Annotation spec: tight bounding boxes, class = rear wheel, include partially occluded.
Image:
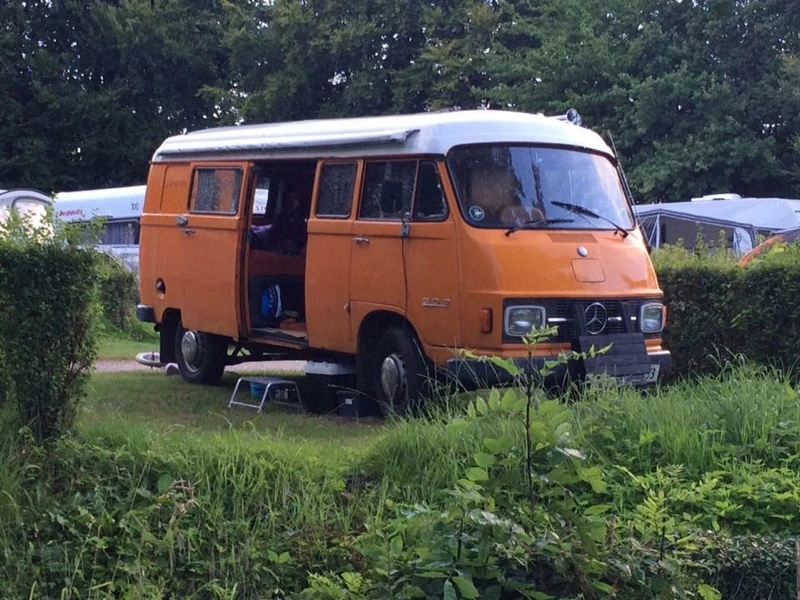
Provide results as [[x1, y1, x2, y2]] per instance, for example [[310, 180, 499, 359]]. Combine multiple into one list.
[[371, 327, 429, 416], [174, 320, 226, 385]]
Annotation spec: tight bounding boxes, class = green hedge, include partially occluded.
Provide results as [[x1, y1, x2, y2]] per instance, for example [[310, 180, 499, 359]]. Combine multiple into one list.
[[653, 243, 800, 378], [0, 227, 98, 442], [94, 252, 142, 336], [693, 534, 797, 600]]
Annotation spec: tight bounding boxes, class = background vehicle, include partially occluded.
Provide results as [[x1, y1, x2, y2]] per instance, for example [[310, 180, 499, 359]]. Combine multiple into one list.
[[53, 185, 145, 276], [0, 188, 53, 232]]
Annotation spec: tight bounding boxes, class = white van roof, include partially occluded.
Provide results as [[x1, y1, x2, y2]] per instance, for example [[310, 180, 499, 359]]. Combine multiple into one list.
[[152, 109, 614, 163], [53, 185, 145, 222]]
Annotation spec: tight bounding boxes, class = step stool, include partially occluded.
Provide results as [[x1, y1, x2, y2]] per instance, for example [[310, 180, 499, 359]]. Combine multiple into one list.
[[228, 376, 303, 413]]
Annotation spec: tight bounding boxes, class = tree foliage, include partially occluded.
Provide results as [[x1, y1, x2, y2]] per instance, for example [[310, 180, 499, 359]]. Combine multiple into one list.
[[0, 0, 798, 202]]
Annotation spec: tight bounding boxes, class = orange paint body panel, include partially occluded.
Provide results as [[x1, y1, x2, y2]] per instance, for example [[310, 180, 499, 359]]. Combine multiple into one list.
[[140, 162, 246, 339], [305, 217, 354, 352]]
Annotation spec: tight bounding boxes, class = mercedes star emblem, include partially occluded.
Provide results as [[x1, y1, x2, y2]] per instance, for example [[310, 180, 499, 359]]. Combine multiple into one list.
[[584, 302, 607, 335]]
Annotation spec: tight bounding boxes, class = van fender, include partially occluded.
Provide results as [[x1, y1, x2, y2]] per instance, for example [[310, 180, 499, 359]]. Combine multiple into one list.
[[355, 310, 432, 403]]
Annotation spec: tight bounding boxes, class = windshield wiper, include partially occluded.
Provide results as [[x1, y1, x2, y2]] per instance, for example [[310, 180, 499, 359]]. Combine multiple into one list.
[[550, 201, 630, 238], [505, 218, 575, 236]]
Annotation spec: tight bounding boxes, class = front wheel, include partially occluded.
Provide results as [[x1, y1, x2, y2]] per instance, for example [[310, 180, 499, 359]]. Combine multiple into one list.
[[174, 320, 226, 385], [371, 327, 430, 416]]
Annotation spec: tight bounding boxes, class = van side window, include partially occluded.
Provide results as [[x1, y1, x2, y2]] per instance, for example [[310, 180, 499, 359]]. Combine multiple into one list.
[[359, 160, 416, 220], [414, 161, 448, 221], [316, 163, 356, 218], [252, 175, 270, 216], [190, 168, 242, 214]]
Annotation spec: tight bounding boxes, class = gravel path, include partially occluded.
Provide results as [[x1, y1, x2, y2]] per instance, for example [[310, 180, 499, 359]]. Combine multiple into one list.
[[94, 359, 307, 375]]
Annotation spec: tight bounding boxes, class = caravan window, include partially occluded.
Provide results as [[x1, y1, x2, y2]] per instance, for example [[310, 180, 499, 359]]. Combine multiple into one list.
[[102, 220, 140, 245], [0, 196, 51, 230]]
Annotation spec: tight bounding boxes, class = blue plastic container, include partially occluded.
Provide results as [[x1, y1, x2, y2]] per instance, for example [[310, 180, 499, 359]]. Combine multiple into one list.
[[250, 382, 267, 398]]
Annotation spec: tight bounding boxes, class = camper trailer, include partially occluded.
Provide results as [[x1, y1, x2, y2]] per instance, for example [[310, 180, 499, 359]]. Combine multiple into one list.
[[635, 194, 800, 256], [0, 188, 52, 232], [53, 185, 145, 274]]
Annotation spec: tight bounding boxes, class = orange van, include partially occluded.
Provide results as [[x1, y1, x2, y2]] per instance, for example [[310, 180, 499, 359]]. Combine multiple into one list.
[[137, 109, 671, 413]]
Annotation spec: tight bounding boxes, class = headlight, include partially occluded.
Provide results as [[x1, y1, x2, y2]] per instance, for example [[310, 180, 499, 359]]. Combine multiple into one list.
[[640, 302, 665, 333], [504, 305, 546, 337]]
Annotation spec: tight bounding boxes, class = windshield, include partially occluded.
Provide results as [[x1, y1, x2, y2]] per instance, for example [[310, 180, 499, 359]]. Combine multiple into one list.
[[447, 144, 634, 231]]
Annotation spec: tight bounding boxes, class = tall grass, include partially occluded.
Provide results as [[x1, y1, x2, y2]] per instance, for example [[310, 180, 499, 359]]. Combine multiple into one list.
[[3, 367, 800, 597], [0, 402, 510, 598], [573, 362, 800, 475]]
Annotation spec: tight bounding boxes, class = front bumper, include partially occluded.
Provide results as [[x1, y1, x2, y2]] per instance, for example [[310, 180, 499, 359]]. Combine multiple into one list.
[[136, 304, 156, 323], [442, 334, 672, 391]]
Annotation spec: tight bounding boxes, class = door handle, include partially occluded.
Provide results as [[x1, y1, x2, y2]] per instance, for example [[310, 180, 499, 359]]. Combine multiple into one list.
[[181, 228, 196, 236], [353, 237, 370, 245]]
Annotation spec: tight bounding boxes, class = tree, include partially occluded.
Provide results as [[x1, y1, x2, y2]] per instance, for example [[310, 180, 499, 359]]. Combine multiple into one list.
[[0, 0, 239, 192]]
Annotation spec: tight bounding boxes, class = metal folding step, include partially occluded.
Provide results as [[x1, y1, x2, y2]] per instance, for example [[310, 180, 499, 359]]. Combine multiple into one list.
[[228, 376, 304, 413]]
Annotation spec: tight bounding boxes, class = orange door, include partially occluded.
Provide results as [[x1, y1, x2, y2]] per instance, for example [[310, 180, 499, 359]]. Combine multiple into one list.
[[348, 159, 461, 357], [305, 161, 359, 352], [168, 163, 248, 338], [403, 161, 462, 352], [349, 160, 415, 322]]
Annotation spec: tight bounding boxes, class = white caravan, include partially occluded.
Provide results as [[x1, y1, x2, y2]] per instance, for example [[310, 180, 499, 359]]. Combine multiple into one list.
[[0, 188, 53, 233], [53, 185, 145, 274]]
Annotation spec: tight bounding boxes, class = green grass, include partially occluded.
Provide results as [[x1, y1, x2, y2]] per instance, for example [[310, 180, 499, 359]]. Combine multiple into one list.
[[573, 363, 800, 476], [96, 336, 159, 360], [6, 364, 800, 598], [81, 371, 385, 451]]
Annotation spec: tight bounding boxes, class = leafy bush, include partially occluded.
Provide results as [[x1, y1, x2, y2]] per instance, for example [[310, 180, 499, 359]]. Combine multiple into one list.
[[733, 243, 800, 368], [0, 395, 703, 600], [651, 245, 739, 378], [692, 534, 797, 600], [95, 252, 139, 332], [0, 209, 99, 443], [653, 241, 800, 378]]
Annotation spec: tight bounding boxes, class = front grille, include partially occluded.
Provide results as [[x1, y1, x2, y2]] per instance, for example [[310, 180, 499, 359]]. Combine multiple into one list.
[[547, 232, 599, 244], [503, 298, 658, 343]]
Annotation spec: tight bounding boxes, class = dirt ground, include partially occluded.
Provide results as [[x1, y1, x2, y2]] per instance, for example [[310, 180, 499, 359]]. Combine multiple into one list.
[[94, 359, 307, 375]]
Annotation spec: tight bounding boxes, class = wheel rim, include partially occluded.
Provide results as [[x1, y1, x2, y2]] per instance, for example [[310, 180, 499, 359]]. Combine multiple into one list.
[[380, 353, 406, 404], [180, 329, 203, 372]]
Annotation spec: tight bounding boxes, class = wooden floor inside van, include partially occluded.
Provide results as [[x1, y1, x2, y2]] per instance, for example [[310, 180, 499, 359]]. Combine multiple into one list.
[[250, 325, 308, 348]]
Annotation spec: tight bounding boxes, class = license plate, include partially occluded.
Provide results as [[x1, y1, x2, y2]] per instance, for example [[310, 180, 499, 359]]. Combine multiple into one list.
[[642, 363, 660, 384], [585, 363, 660, 387]]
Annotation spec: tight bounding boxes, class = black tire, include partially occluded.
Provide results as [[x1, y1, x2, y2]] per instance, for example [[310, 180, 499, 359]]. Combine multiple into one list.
[[174, 320, 227, 385], [370, 327, 430, 416]]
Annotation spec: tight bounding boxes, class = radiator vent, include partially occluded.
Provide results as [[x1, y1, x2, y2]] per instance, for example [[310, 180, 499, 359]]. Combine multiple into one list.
[[547, 232, 598, 244]]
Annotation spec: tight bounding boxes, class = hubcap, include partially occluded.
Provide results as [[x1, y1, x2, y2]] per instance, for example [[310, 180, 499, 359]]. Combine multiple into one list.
[[181, 330, 200, 366], [380, 354, 405, 400]]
